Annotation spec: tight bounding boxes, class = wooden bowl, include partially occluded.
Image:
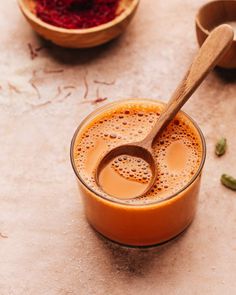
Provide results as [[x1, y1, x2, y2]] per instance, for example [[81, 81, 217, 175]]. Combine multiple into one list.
[[18, 0, 140, 48], [196, 0, 236, 69]]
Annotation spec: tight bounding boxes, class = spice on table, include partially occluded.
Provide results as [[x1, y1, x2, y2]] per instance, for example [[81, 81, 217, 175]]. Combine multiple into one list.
[[94, 79, 116, 85], [8, 83, 21, 94], [53, 86, 62, 100], [0, 232, 8, 239], [35, 46, 46, 52], [64, 85, 76, 90], [83, 73, 89, 99], [215, 137, 227, 156], [64, 92, 72, 99], [28, 43, 38, 60], [35, 0, 121, 30], [81, 97, 108, 104], [92, 97, 108, 104], [221, 174, 236, 191], [29, 79, 41, 99], [44, 69, 64, 74]]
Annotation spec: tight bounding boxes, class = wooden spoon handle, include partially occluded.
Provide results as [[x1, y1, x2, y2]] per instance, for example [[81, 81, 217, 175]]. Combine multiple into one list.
[[143, 24, 234, 148]]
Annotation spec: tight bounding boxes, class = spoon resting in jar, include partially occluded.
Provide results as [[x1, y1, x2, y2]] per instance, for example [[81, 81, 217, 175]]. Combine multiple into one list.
[[95, 24, 234, 200]]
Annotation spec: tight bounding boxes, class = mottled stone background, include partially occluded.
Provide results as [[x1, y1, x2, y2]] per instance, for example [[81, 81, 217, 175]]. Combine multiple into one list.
[[0, 0, 236, 294]]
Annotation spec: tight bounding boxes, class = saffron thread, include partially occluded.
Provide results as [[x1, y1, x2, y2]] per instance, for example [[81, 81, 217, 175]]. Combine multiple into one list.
[[64, 85, 76, 90], [0, 233, 8, 239], [94, 79, 116, 86], [29, 80, 41, 99], [53, 86, 62, 100], [92, 97, 108, 104], [28, 43, 38, 60], [44, 69, 64, 74], [8, 83, 21, 94], [83, 72, 89, 99]]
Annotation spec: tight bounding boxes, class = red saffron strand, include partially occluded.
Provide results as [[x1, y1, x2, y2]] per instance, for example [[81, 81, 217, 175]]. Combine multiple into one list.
[[35, 0, 121, 29]]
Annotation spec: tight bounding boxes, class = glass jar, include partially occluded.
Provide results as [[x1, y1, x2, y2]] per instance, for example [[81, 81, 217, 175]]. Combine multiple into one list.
[[70, 99, 206, 247]]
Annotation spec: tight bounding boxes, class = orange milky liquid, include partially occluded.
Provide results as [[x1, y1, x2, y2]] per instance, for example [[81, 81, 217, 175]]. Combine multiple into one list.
[[74, 103, 202, 203], [71, 100, 205, 246]]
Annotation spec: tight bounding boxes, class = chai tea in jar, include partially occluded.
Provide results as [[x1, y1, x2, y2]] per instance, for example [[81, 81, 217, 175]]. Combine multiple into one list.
[[71, 99, 206, 246]]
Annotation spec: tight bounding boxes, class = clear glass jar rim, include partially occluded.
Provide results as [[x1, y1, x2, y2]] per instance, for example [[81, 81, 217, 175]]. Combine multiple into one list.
[[70, 98, 206, 207]]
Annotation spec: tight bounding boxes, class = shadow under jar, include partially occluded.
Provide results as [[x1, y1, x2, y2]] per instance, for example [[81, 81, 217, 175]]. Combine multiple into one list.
[[71, 99, 206, 247]]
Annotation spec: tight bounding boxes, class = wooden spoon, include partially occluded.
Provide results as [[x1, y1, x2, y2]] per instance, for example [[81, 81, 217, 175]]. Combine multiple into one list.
[[96, 24, 234, 199]]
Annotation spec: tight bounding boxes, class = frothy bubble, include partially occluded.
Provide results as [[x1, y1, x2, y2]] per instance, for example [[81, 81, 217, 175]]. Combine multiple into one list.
[[111, 155, 152, 184]]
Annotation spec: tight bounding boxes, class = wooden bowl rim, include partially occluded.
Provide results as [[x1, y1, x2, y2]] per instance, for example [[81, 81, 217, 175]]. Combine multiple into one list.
[[195, 0, 236, 43], [18, 0, 140, 34]]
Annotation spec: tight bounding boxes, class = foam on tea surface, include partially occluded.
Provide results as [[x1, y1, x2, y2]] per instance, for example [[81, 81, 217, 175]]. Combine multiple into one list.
[[111, 155, 152, 184], [73, 102, 203, 204]]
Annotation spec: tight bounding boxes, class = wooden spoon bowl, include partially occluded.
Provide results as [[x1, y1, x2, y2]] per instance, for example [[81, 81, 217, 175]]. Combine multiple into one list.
[[196, 0, 236, 68], [18, 0, 139, 48], [96, 144, 157, 199]]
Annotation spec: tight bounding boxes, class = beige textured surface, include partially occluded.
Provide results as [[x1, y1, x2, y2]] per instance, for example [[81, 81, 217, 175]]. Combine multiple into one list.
[[0, 0, 236, 294]]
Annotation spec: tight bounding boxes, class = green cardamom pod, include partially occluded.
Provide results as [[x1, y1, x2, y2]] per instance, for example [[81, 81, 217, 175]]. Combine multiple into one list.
[[221, 174, 236, 191], [215, 138, 227, 156]]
